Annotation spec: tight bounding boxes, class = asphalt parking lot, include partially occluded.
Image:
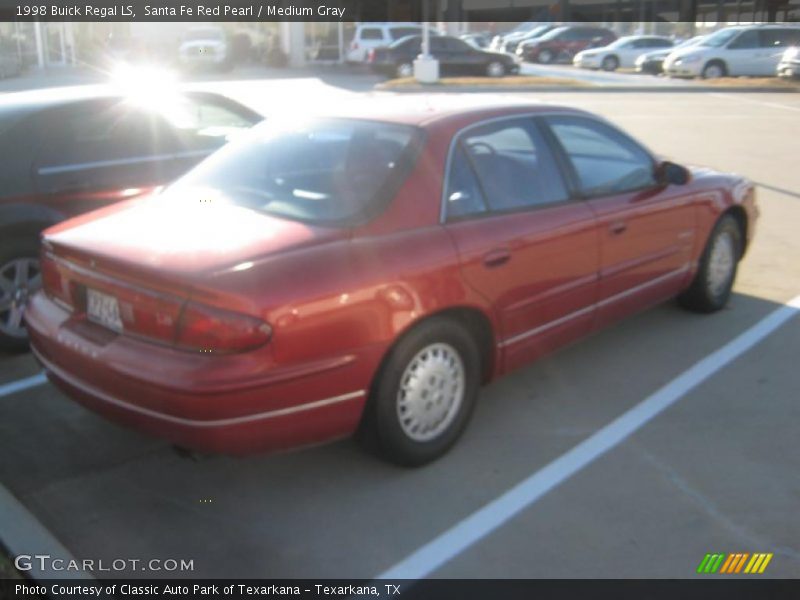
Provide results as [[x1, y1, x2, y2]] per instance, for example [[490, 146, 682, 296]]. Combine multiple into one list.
[[1, 84, 799, 579]]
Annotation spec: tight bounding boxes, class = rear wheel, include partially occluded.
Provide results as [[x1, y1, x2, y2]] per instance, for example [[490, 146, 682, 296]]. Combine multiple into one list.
[[0, 237, 42, 351], [678, 215, 741, 313], [359, 317, 481, 466]]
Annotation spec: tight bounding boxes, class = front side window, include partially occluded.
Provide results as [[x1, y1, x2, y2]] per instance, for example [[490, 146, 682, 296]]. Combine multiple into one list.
[[172, 118, 422, 225], [445, 119, 568, 219], [728, 30, 760, 50], [545, 116, 656, 196]]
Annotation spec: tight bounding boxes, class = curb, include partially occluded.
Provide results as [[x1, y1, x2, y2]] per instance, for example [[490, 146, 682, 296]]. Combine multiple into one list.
[[376, 84, 800, 94]]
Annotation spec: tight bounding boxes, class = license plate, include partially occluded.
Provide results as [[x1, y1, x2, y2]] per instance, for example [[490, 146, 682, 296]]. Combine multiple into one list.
[[86, 288, 123, 332]]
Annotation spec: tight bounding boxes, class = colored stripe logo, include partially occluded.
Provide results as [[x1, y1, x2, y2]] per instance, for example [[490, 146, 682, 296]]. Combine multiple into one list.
[[697, 553, 773, 574]]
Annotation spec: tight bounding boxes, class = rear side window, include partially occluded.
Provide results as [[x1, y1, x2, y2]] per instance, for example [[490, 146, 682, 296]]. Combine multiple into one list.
[[760, 29, 800, 48], [545, 116, 656, 196], [173, 118, 422, 225], [360, 28, 384, 41], [445, 118, 569, 219]]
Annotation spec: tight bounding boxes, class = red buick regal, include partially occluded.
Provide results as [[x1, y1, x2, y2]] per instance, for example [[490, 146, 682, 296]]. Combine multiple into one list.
[[25, 99, 757, 466]]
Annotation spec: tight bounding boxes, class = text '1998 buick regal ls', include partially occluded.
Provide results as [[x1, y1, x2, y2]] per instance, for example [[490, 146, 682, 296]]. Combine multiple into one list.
[[25, 99, 758, 466]]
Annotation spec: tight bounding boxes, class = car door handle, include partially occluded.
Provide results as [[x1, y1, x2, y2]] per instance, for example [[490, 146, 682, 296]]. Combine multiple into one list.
[[483, 248, 511, 268], [609, 221, 627, 235]]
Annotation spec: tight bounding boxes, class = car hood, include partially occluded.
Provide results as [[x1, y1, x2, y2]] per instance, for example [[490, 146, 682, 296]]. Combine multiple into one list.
[[43, 188, 347, 277], [667, 47, 708, 61]]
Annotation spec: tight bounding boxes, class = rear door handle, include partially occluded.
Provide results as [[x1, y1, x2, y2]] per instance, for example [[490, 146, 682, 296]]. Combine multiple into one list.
[[609, 221, 627, 235], [483, 248, 511, 268]]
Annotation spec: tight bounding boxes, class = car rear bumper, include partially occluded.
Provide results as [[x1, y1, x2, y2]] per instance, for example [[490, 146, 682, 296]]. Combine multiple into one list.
[[26, 292, 369, 455]]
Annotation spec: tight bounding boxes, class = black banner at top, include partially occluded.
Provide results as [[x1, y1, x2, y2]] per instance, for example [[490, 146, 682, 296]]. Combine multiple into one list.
[[1, 0, 798, 22]]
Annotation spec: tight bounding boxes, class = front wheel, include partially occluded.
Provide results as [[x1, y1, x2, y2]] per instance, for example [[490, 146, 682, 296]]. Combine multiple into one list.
[[486, 61, 506, 77], [360, 317, 481, 466], [396, 62, 413, 78], [601, 55, 619, 71], [702, 61, 726, 79], [537, 49, 553, 64], [678, 214, 741, 313]]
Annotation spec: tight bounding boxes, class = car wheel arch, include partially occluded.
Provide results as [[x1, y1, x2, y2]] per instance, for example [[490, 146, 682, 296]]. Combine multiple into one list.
[[703, 59, 728, 77]]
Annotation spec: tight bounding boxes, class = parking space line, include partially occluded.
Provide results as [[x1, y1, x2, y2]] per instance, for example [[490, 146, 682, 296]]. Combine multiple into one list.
[[0, 485, 94, 580], [707, 92, 800, 113], [0, 373, 47, 398], [378, 295, 800, 579]]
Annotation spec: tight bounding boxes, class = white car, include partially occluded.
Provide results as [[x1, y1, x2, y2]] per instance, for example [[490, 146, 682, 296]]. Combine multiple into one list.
[[574, 35, 673, 71], [178, 26, 230, 70], [346, 23, 438, 63], [664, 24, 800, 79], [777, 46, 800, 78]]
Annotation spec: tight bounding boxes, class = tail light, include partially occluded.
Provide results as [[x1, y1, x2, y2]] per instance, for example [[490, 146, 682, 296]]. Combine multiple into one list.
[[41, 252, 74, 310], [367, 48, 375, 63], [175, 302, 272, 354], [351, 40, 358, 50]]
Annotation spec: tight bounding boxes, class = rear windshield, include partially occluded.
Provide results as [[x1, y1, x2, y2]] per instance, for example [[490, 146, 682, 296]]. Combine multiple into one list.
[[171, 118, 423, 225]]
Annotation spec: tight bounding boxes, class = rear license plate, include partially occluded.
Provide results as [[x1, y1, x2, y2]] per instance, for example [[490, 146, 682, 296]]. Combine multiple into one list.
[[86, 288, 123, 332]]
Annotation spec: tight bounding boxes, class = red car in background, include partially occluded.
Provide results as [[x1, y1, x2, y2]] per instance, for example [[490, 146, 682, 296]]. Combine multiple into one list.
[[519, 25, 617, 63], [0, 85, 263, 350], [26, 99, 757, 466]]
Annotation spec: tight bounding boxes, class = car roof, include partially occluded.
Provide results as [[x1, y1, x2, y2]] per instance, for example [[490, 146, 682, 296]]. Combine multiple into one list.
[[295, 95, 588, 128]]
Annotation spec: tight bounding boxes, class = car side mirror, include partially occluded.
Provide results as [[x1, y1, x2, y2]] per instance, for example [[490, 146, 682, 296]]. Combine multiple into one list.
[[658, 161, 691, 186]]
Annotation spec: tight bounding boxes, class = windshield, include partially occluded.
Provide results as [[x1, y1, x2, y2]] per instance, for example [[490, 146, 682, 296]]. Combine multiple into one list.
[[677, 35, 705, 49], [699, 28, 741, 48], [524, 25, 551, 39], [538, 27, 569, 41], [606, 37, 634, 49], [170, 118, 422, 225], [184, 28, 224, 42]]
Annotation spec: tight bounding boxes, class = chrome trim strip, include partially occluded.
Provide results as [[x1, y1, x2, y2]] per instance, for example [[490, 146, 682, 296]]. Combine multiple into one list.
[[37, 150, 211, 176], [498, 266, 688, 348], [32, 345, 365, 428]]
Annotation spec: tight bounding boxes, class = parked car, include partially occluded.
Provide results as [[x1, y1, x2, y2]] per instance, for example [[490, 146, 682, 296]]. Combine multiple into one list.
[[0, 86, 263, 350], [346, 23, 439, 63], [503, 24, 558, 54], [518, 26, 617, 64], [635, 36, 706, 75], [26, 99, 757, 466], [178, 26, 231, 71], [489, 21, 542, 52], [369, 35, 519, 78], [574, 35, 673, 71], [460, 32, 491, 50], [777, 45, 800, 78], [664, 24, 800, 78]]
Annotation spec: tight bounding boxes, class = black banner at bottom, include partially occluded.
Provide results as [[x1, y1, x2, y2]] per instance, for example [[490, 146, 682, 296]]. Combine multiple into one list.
[[2, 579, 800, 600]]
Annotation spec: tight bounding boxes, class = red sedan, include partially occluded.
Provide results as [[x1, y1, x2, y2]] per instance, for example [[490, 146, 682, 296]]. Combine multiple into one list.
[[25, 100, 758, 466]]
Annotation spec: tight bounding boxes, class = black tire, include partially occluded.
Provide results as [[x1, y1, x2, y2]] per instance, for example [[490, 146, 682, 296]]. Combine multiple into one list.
[[359, 317, 481, 466], [678, 214, 742, 313], [396, 62, 414, 78], [537, 49, 554, 64], [486, 60, 506, 78], [602, 55, 619, 71], [0, 235, 42, 352], [701, 60, 727, 79]]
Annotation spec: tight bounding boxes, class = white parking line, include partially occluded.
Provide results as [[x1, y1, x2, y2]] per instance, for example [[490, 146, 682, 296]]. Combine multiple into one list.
[[707, 92, 800, 113], [378, 295, 800, 579], [0, 372, 47, 398], [0, 485, 94, 580]]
